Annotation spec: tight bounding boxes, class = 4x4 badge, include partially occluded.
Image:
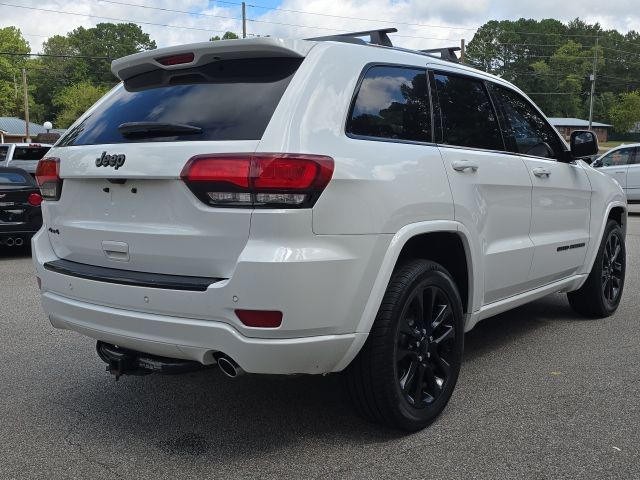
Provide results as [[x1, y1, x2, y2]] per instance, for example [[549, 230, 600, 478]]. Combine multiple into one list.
[[96, 151, 126, 170]]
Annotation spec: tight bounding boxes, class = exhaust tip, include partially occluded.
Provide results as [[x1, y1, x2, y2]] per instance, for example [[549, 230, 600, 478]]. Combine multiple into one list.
[[14, 237, 23, 246], [216, 355, 243, 378], [5, 237, 14, 247]]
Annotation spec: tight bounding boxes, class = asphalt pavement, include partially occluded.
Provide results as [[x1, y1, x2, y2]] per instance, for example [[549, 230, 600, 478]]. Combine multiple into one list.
[[1, 217, 640, 479]]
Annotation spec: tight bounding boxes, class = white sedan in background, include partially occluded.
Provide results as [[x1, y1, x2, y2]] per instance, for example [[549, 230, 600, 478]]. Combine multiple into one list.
[[593, 143, 640, 203]]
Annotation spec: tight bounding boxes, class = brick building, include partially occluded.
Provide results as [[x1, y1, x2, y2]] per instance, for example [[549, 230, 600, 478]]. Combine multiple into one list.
[[549, 117, 612, 143]]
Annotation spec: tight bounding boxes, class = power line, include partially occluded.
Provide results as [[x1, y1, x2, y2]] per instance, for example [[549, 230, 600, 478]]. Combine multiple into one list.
[[0, 2, 240, 35], [0, 52, 112, 59]]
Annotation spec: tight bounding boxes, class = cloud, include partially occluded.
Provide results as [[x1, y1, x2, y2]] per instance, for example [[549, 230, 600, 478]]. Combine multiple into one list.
[[354, 75, 411, 114], [1, 0, 639, 54]]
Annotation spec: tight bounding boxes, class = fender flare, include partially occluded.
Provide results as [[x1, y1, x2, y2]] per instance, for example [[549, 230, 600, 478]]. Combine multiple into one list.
[[577, 201, 627, 284], [332, 220, 478, 372], [355, 220, 477, 334]]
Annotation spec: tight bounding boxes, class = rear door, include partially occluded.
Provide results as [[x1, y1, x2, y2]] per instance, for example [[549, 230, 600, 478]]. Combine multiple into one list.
[[488, 84, 591, 285], [431, 70, 535, 305], [619, 147, 640, 201], [45, 56, 302, 278]]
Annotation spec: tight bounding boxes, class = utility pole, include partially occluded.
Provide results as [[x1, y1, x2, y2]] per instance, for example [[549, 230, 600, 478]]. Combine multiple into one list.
[[22, 68, 30, 142], [460, 38, 465, 64], [588, 37, 598, 131], [13, 72, 18, 116], [242, 1, 246, 39]]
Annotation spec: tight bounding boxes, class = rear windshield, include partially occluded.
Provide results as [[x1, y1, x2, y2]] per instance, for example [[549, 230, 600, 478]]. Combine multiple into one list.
[[0, 171, 29, 185], [57, 57, 302, 146], [12, 146, 50, 161]]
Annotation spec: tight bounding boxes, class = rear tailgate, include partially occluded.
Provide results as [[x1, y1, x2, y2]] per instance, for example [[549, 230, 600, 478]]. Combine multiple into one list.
[[44, 42, 309, 279], [46, 142, 257, 278]]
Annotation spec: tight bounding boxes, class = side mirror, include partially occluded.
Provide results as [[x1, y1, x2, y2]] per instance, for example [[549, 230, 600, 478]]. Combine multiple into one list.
[[570, 130, 599, 159]]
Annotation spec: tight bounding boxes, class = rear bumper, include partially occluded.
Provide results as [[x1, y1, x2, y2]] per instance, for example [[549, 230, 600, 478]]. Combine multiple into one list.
[[33, 226, 390, 374], [42, 291, 366, 374]]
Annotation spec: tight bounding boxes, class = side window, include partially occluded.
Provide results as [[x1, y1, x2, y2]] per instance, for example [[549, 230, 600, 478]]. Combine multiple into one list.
[[0, 146, 8, 162], [347, 66, 431, 143], [600, 148, 635, 167], [432, 73, 503, 151], [489, 84, 563, 159]]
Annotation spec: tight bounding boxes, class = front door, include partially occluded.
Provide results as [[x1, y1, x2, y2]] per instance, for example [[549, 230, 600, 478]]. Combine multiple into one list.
[[598, 146, 635, 192], [487, 84, 591, 286]]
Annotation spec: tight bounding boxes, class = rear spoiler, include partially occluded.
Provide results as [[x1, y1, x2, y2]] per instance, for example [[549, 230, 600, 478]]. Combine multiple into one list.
[[112, 38, 315, 81]]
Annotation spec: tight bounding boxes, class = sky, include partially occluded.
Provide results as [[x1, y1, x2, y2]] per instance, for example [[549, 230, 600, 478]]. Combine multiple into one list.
[[1, 0, 639, 53]]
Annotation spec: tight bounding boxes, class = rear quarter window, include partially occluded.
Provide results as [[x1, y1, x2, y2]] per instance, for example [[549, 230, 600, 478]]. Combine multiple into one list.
[[346, 65, 431, 143], [0, 146, 8, 162], [57, 57, 302, 146], [0, 171, 29, 184]]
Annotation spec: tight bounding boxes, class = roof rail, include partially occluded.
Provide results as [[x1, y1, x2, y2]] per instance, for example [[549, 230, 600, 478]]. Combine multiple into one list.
[[307, 28, 397, 47], [420, 47, 461, 63]]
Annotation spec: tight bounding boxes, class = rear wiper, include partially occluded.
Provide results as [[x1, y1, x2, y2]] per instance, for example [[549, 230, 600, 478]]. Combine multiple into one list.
[[117, 122, 202, 138]]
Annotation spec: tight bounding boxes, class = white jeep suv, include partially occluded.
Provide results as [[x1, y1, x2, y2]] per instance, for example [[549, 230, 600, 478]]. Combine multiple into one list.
[[32, 30, 627, 431]]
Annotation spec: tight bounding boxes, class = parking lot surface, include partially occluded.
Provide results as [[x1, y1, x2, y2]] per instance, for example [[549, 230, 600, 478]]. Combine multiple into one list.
[[2, 217, 640, 479]]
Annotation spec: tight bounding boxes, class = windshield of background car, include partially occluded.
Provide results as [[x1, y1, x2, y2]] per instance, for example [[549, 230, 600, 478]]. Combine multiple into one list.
[[57, 57, 303, 146]]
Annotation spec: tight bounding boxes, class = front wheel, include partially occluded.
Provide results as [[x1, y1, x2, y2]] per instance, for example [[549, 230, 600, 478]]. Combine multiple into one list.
[[568, 219, 626, 318], [345, 259, 464, 431]]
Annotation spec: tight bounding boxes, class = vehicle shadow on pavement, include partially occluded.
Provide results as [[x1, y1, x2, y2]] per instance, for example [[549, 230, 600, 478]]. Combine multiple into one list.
[[463, 293, 583, 363], [42, 294, 588, 464]]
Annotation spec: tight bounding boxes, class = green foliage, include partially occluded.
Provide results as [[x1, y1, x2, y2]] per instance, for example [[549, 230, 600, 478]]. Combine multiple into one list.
[[30, 23, 156, 125], [0, 27, 30, 117], [466, 18, 640, 126], [53, 82, 110, 128], [609, 91, 640, 133], [210, 32, 240, 41]]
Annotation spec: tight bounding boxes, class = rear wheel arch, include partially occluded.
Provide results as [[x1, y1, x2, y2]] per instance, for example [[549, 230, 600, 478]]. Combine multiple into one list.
[[395, 232, 472, 314]]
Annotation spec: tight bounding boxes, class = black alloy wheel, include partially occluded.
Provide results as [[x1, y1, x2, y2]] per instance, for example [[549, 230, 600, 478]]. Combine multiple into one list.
[[396, 284, 456, 409], [601, 229, 623, 306], [568, 219, 626, 318], [345, 259, 464, 431]]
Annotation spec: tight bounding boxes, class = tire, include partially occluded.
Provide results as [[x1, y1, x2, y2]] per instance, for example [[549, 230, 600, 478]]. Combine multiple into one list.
[[345, 259, 464, 431], [568, 219, 626, 318]]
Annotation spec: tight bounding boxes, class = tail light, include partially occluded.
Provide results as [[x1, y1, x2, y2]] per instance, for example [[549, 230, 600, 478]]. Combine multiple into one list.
[[27, 193, 42, 206], [35, 158, 62, 201], [181, 153, 334, 208]]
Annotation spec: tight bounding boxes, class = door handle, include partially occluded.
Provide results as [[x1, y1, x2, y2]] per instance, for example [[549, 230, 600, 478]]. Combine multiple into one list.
[[615, 171, 626, 174], [451, 160, 479, 172], [532, 167, 551, 178]]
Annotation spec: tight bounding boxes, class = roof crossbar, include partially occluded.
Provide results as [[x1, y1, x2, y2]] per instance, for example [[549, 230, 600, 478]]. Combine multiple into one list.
[[308, 28, 397, 47], [420, 47, 461, 63]]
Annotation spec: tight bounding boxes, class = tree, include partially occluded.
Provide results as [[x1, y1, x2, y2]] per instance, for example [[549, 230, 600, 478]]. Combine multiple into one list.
[[610, 91, 640, 133], [210, 31, 239, 41], [0, 27, 30, 117], [32, 23, 156, 124], [53, 82, 110, 128]]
